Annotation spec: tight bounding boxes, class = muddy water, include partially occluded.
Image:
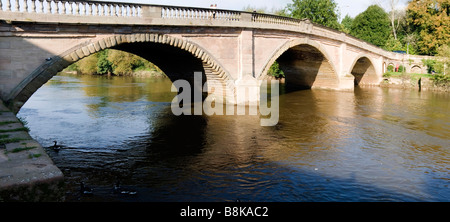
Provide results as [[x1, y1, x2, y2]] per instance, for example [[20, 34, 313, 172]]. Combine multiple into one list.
[[17, 73, 449, 202]]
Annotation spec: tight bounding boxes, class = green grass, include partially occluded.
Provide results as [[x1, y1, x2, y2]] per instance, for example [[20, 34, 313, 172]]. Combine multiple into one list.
[[0, 121, 18, 126], [0, 127, 30, 133], [0, 137, 27, 145], [383, 72, 434, 78], [4, 146, 37, 154], [28, 153, 42, 159]]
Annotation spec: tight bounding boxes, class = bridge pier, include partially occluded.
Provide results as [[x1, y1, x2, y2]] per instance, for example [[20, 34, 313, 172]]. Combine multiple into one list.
[[337, 75, 356, 91]]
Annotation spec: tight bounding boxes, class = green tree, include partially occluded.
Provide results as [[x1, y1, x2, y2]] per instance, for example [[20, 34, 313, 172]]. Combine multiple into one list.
[[407, 0, 450, 55], [384, 35, 404, 51], [285, 0, 340, 29], [340, 14, 353, 34], [435, 44, 450, 75], [350, 5, 391, 47], [77, 53, 98, 74], [96, 49, 113, 75]]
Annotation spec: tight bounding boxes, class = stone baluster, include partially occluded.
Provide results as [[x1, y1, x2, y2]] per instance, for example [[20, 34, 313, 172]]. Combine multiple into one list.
[[61, 1, 66, 14], [23, 0, 29, 12], [111, 4, 116, 16], [14, 0, 19, 12], [46, 0, 51, 14], [30, 0, 36, 12], [105, 4, 110, 16], [81, 1, 86, 15], [87, 2, 92, 16], [74, 2, 79, 15], [117, 4, 122, 16], [93, 2, 97, 16], [98, 3, 103, 16], [99, 3, 104, 16], [37, 0, 43, 13], [128, 5, 132, 17], [53, 0, 59, 14], [5, 0, 11, 11], [67, 1, 72, 15]]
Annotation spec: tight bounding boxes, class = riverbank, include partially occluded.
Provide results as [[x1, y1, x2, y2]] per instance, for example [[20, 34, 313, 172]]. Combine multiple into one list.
[[0, 101, 64, 201], [380, 73, 449, 92], [61, 70, 169, 78]]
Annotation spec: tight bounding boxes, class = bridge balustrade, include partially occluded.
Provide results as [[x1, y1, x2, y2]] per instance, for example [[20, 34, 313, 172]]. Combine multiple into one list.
[[0, 0, 141, 17], [161, 6, 241, 21]]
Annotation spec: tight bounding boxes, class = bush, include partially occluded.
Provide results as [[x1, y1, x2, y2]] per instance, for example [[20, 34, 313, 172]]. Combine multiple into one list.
[[268, 61, 285, 78], [422, 59, 436, 74], [387, 65, 394, 72], [432, 74, 450, 86]]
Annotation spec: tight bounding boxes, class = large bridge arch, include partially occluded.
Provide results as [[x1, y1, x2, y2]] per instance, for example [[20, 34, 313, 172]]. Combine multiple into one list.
[[259, 38, 339, 90], [6, 33, 234, 113], [349, 55, 381, 86]]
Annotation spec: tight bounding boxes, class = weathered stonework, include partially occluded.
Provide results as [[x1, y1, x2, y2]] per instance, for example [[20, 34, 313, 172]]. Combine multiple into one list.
[[0, 101, 64, 202]]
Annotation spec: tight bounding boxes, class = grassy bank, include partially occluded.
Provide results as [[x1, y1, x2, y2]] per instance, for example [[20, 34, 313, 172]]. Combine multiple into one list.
[[382, 72, 449, 91]]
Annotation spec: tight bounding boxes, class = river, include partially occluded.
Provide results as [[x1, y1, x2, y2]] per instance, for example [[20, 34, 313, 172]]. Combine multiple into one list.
[[17, 73, 449, 202]]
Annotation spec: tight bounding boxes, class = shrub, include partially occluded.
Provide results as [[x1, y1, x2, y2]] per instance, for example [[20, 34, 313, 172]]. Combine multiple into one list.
[[268, 61, 285, 78]]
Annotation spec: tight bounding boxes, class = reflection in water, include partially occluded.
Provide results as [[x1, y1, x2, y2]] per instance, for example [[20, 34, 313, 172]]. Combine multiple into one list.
[[18, 74, 449, 202]]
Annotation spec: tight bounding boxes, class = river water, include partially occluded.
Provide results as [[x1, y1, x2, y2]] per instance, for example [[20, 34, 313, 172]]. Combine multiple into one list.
[[17, 73, 449, 202]]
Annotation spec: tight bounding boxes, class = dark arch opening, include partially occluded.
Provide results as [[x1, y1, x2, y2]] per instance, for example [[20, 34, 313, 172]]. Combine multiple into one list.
[[274, 44, 338, 92], [112, 42, 206, 86], [351, 57, 378, 86]]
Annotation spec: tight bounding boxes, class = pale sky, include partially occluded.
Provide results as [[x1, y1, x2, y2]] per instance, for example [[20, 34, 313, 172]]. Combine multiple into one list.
[[99, 0, 410, 19]]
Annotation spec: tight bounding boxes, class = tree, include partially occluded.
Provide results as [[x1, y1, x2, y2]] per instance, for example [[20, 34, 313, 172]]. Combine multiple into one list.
[[407, 0, 450, 55], [340, 14, 353, 34], [350, 5, 391, 47], [387, 0, 407, 40], [96, 49, 113, 75], [286, 0, 340, 30], [77, 53, 98, 74], [435, 44, 450, 75], [384, 35, 404, 51]]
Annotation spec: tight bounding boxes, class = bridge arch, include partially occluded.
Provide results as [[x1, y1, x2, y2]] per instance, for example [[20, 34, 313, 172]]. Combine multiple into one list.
[[7, 33, 233, 112], [349, 55, 380, 86], [260, 38, 339, 90]]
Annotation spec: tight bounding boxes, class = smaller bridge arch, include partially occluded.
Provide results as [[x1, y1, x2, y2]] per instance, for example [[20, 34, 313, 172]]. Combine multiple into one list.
[[349, 55, 381, 86], [259, 38, 339, 90], [7, 33, 234, 112]]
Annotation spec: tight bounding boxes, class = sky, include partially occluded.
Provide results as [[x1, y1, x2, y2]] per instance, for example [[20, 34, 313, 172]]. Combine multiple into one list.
[[100, 0, 410, 19]]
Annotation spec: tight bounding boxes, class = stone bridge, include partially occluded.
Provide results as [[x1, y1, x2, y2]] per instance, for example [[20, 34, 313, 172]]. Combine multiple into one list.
[[0, 0, 430, 112]]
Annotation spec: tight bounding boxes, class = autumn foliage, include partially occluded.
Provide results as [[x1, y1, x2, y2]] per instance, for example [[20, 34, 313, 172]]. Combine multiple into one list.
[[407, 0, 450, 55]]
